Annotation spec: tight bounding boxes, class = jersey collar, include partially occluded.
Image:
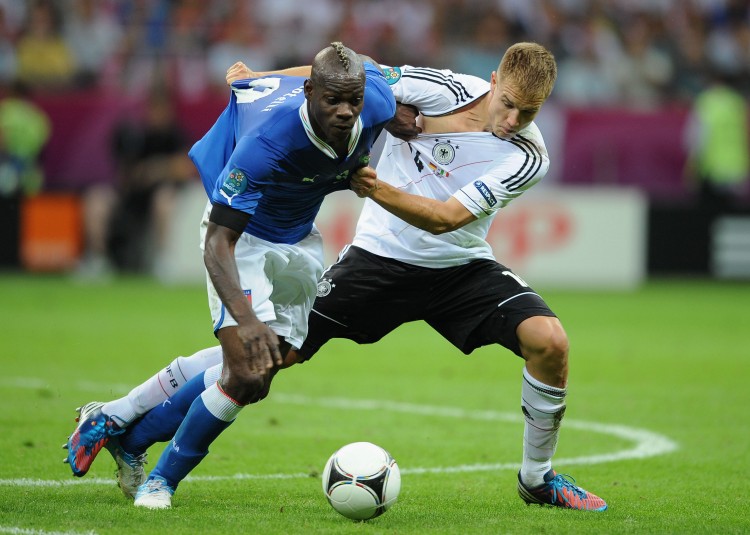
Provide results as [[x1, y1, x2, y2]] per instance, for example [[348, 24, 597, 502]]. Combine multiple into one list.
[[299, 102, 363, 159]]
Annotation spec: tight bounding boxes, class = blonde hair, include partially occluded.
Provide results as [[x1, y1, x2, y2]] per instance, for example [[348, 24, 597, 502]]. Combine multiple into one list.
[[498, 42, 557, 100]]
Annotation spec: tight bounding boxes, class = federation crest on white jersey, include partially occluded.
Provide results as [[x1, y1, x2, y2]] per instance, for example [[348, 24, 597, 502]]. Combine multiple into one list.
[[432, 140, 456, 164], [322, 441, 401, 521]]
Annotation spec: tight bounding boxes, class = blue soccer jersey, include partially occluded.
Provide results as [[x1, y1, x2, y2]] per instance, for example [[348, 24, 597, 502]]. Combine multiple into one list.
[[189, 63, 396, 244]]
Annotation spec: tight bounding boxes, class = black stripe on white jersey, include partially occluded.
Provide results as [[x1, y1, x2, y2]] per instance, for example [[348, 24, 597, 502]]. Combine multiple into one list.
[[500, 134, 542, 191], [402, 68, 473, 105], [408, 68, 473, 101], [455, 189, 493, 216], [507, 135, 543, 190]]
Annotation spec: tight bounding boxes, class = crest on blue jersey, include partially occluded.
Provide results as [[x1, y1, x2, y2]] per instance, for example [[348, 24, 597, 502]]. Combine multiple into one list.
[[220, 168, 247, 205], [473, 180, 497, 207], [383, 66, 402, 85]]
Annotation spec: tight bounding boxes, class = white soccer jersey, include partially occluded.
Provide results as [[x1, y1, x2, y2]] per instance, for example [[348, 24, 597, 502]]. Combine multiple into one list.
[[353, 66, 550, 268]]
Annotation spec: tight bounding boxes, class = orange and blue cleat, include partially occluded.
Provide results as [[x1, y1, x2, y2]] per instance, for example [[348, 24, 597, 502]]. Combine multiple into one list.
[[63, 401, 124, 477], [518, 470, 608, 511]]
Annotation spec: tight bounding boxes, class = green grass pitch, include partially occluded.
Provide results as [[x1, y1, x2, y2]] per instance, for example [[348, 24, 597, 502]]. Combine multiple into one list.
[[0, 274, 748, 534]]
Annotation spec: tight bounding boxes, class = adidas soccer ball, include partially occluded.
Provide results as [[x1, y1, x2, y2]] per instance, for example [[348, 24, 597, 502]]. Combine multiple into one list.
[[322, 441, 401, 521]]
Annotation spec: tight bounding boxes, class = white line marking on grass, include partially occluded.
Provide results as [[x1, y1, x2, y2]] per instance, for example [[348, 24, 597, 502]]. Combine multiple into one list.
[[0, 377, 54, 389], [271, 393, 679, 473], [1, 378, 678, 488], [0, 377, 135, 394], [0, 474, 310, 488], [0, 526, 96, 535]]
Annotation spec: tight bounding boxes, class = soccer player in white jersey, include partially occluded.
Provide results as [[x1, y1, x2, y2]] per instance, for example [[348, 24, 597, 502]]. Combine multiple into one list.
[[316, 42, 605, 511], [64, 43, 607, 511]]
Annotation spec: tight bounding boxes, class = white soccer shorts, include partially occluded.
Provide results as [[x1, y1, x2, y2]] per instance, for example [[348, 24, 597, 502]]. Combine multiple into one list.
[[199, 202, 325, 349]]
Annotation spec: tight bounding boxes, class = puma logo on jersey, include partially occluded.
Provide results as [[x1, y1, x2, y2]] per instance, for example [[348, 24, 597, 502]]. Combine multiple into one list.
[[302, 175, 318, 183], [219, 188, 238, 205]]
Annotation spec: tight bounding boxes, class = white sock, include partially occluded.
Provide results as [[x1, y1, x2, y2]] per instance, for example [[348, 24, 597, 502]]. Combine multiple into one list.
[[202, 382, 243, 422], [520, 366, 566, 488], [203, 362, 223, 388], [103, 346, 223, 427]]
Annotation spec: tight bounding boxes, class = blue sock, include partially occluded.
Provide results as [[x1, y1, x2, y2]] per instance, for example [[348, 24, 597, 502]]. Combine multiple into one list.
[[149, 383, 241, 489], [119, 371, 208, 455]]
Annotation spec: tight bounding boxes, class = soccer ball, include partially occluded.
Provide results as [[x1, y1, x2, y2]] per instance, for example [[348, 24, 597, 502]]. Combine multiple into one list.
[[322, 441, 401, 521]]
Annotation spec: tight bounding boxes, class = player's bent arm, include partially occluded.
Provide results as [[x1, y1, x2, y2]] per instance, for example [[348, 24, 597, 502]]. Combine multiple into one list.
[[354, 168, 475, 234], [385, 103, 421, 141]]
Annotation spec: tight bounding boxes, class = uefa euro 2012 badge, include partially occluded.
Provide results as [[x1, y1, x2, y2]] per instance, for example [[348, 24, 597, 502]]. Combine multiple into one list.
[[219, 168, 247, 205], [383, 66, 402, 85]]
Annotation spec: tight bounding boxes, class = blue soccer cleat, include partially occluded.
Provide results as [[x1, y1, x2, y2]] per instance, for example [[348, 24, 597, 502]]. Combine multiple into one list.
[[63, 402, 124, 477], [518, 470, 608, 511], [134, 475, 175, 509]]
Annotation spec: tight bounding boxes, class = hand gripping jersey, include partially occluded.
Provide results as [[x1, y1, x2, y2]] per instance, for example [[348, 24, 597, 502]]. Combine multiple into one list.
[[189, 63, 396, 244], [353, 65, 550, 268]]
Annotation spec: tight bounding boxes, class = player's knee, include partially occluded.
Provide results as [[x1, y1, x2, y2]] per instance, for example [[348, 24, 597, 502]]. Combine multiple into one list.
[[250, 383, 272, 404], [282, 349, 305, 368], [518, 317, 569, 367], [544, 324, 569, 362], [220, 368, 268, 405]]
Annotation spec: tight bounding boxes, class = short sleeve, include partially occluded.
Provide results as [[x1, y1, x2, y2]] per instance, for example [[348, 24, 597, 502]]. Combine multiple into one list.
[[380, 65, 490, 116], [454, 135, 550, 218]]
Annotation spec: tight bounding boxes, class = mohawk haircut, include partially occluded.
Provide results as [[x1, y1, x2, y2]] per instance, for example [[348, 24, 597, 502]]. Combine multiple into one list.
[[310, 42, 364, 84], [331, 41, 351, 71]]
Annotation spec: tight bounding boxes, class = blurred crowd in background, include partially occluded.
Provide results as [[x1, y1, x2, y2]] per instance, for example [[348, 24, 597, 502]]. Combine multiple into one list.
[[0, 0, 748, 279], [0, 0, 749, 105]]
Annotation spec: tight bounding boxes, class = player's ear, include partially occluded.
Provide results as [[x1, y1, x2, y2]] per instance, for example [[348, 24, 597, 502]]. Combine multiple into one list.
[[304, 79, 314, 100]]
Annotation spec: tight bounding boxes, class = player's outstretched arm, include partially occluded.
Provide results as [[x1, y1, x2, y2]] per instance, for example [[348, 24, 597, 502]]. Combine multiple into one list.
[[351, 167, 474, 234], [225, 53, 382, 85], [226, 59, 420, 141], [225, 61, 312, 85]]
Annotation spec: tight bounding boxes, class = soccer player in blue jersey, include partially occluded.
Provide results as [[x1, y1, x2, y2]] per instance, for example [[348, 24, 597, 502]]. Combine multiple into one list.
[[64, 42, 395, 509]]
